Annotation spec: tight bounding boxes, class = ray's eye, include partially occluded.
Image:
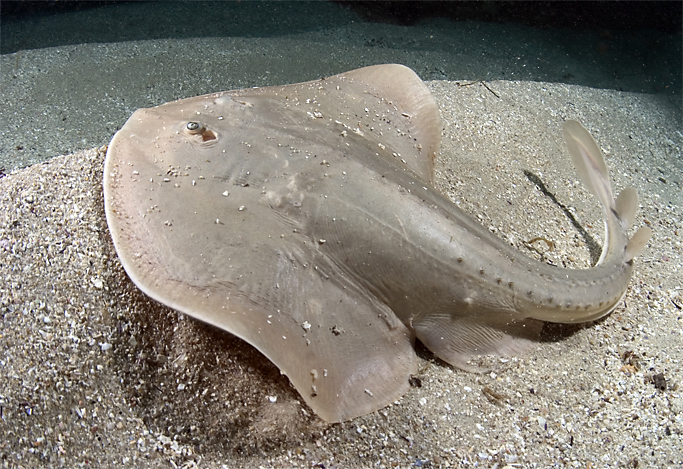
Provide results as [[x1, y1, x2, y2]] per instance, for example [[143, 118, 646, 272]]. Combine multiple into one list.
[[184, 121, 217, 142]]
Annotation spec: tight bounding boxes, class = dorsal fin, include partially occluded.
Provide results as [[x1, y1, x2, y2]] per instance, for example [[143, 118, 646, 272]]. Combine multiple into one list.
[[625, 226, 652, 263], [615, 187, 638, 230]]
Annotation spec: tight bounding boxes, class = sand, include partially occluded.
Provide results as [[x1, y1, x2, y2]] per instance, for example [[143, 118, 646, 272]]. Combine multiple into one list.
[[1, 79, 682, 468]]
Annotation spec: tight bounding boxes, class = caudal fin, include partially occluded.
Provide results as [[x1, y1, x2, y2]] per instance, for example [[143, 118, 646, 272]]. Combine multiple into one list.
[[562, 120, 651, 264]]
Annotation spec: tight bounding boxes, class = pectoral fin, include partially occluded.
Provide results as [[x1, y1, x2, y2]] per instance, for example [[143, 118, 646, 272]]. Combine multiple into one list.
[[412, 313, 544, 371]]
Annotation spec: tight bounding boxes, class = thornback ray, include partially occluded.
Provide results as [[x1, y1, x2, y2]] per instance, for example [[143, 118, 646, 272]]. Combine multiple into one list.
[[103, 64, 650, 422]]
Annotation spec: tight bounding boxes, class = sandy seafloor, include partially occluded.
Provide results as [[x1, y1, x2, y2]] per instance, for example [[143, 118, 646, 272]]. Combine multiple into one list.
[[2, 77, 683, 468], [1, 5, 683, 468]]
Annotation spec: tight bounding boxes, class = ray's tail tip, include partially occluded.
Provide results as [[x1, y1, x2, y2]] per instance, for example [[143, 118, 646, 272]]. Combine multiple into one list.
[[562, 119, 651, 263]]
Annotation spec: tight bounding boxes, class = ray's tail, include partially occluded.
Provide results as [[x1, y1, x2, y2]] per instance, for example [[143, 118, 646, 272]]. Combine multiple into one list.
[[408, 120, 651, 372]]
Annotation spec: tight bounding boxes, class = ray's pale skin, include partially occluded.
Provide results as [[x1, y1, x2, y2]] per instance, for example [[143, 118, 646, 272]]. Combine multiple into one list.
[[103, 64, 651, 422]]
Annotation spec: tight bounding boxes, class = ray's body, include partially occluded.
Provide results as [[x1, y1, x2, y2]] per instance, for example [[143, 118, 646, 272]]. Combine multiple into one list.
[[104, 65, 650, 422]]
